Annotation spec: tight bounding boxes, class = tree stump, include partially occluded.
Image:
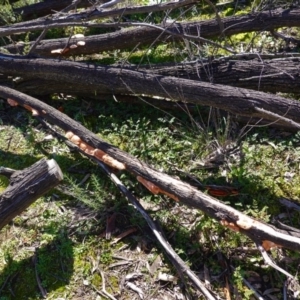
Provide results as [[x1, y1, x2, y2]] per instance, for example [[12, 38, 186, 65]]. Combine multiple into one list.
[[0, 158, 63, 230]]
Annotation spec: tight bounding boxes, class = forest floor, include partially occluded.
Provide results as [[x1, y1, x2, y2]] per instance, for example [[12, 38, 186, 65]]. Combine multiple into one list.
[[0, 95, 300, 299]]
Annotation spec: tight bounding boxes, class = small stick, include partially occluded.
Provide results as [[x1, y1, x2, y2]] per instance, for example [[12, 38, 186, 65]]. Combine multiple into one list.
[[33, 249, 47, 298], [256, 242, 295, 279], [28, 28, 48, 55], [98, 267, 118, 300]]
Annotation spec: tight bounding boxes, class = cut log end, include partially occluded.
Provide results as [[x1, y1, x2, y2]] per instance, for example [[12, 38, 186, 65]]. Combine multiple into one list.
[[47, 159, 64, 181]]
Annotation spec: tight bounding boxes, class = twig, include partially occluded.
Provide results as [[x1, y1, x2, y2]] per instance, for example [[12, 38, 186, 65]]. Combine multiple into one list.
[[0, 0, 198, 37], [60, 0, 83, 14], [28, 28, 48, 55], [33, 249, 47, 298], [97, 161, 216, 300], [279, 198, 300, 211], [255, 242, 295, 279], [254, 107, 300, 130], [203, 0, 224, 37], [242, 277, 265, 300], [98, 267, 118, 300], [97, 0, 123, 9], [270, 29, 300, 47], [90, 21, 236, 54]]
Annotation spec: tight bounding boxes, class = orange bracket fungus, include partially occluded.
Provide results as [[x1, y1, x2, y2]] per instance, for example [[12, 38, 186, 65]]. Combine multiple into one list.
[[137, 176, 179, 201], [262, 240, 282, 251], [65, 132, 125, 170], [94, 149, 126, 170], [220, 219, 240, 232], [7, 98, 18, 106]]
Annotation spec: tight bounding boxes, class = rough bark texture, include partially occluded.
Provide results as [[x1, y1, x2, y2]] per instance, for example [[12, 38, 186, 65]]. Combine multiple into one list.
[[0, 0, 198, 37], [143, 56, 300, 94], [0, 85, 300, 251], [3, 7, 300, 56], [13, 0, 93, 21], [0, 158, 63, 229], [1, 54, 300, 129], [2, 55, 300, 95]]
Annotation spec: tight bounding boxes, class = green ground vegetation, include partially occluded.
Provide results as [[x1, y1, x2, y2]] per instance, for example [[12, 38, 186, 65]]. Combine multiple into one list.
[[0, 0, 300, 299]]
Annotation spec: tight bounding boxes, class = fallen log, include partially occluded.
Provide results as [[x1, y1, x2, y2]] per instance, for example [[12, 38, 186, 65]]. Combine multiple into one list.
[[1, 54, 300, 129], [2, 7, 300, 52], [1, 85, 300, 251], [3, 54, 300, 95], [13, 0, 93, 22], [0, 158, 63, 230]]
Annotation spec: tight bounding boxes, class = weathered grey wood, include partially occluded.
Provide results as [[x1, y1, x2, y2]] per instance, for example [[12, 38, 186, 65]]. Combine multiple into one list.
[[0, 158, 63, 229]]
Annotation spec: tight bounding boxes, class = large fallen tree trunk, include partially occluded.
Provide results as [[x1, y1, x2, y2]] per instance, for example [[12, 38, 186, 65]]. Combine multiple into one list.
[[1, 54, 300, 129], [3, 7, 300, 56], [1, 85, 300, 251], [0, 158, 63, 229], [2, 55, 300, 96], [2, 55, 300, 95]]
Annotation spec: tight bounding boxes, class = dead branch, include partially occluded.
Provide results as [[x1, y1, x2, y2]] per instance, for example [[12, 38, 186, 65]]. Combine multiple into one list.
[[1, 55, 300, 129], [13, 0, 94, 21], [2, 6, 300, 51], [2, 55, 300, 96], [0, 0, 198, 37], [0, 158, 63, 230], [1, 86, 300, 252]]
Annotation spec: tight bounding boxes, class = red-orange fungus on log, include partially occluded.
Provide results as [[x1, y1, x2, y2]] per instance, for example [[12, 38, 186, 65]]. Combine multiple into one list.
[[137, 176, 160, 194], [77, 141, 94, 155], [220, 219, 240, 232], [161, 190, 179, 201], [136, 176, 179, 201], [262, 240, 282, 251], [94, 149, 126, 170], [65, 131, 82, 145], [7, 98, 18, 106], [236, 217, 254, 230], [23, 104, 33, 112], [65, 131, 74, 140], [83, 145, 95, 155], [94, 148, 105, 159], [70, 135, 81, 145]]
